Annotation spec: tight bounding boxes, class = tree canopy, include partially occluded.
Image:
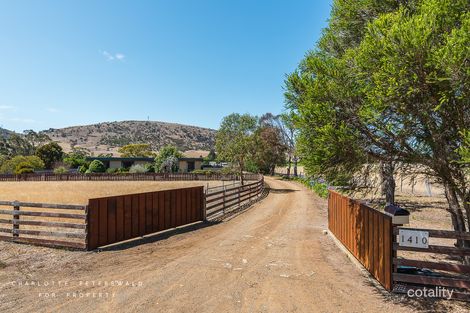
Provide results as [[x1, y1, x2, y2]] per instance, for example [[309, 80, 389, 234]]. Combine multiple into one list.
[[118, 144, 154, 158], [285, 0, 469, 243]]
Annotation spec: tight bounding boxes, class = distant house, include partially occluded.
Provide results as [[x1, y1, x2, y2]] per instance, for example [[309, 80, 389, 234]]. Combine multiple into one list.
[[85, 157, 154, 169], [178, 157, 203, 173], [85, 156, 204, 173]]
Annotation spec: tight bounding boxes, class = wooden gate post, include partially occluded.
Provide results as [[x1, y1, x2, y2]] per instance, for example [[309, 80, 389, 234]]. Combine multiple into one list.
[[223, 186, 226, 214], [12, 201, 19, 238], [238, 186, 241, 209]]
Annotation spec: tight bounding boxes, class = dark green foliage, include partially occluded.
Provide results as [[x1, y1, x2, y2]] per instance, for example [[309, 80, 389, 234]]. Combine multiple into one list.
[[285, 0, 470, 244], [87, 160, 106, 173], [15, 162, 34, 174], [35, 142, 63, 169], [0, 156, 45, 174], [63, 147, 89, 168]]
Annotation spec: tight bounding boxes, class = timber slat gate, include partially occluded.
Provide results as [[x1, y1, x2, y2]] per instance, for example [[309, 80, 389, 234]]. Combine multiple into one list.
[[0, 175, 265, 250], [87, 186, 204, 250], [328, 190, 393, 291], [393, 227, 470, 300]]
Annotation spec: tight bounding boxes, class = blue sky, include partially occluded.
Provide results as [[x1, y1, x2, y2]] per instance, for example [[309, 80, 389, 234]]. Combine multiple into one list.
[[0, 0, 332, 132]]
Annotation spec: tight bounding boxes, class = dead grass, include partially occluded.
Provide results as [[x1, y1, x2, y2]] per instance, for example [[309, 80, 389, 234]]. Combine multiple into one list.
[[0, 180, 228, 205]]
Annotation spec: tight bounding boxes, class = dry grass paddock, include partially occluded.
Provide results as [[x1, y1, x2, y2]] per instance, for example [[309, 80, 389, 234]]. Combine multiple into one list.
[[0, 180, 232, 248], [0, 180, 229, 205]]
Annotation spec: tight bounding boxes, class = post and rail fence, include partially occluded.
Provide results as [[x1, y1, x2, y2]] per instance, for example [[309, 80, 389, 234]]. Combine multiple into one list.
[[0, 172, 261, 182], [0, 174, 265, 250]]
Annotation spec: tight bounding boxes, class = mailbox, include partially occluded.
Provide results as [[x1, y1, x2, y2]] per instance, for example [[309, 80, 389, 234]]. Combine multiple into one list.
[[384, 204, 410, 225]]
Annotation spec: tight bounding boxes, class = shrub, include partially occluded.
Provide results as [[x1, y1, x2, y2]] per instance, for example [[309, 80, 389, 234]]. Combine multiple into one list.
[[117, 167, 129, 173], [78, 163, 89, 174], [53, 166, 68, 174], [0, 156, 45, 174], [129, 164, 148, 173], [144, 163, 155, 173], [159, 156, 179, 173], [15, 162, 34, 174], [87, 160, 106, 173], [106, 167, 118, 174]]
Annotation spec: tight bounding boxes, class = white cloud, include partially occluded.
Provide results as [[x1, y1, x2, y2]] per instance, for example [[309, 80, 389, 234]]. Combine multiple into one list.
[[0, 105, 14, 110], [46, 107, 59, 113], [101, 51, 125, 61]]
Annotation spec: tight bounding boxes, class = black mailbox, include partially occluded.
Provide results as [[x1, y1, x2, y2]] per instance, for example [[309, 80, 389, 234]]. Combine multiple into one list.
[[384, 204, 410, 224]]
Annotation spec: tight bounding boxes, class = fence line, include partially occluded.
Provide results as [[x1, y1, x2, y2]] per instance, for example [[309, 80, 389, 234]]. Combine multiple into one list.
[[328, 190, 393, 291], [0, 175, 265, 250], [0, 172, 261, 182], [87, 186, 204, 250], [0, 201, 87, 249], [393, 227, 470, 300], [205, 176, 265, 219]]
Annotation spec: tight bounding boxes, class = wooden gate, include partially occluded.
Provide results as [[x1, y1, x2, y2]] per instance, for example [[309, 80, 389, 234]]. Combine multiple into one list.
[[393, 227, 470, 301], [87, 186, 204, 250], [328, 190, 393, 291]]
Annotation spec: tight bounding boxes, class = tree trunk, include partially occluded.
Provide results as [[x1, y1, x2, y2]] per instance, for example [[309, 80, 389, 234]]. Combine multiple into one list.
[[287, 155, 292, 177], [444, 182, 470, 265], [293, 157, 298, 177], [380, 161, 396, 206], [239, 160, 244, 186]]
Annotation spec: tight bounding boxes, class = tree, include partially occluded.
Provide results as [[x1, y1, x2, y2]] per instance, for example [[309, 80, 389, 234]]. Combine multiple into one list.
[[260, 112, 298, 176], [285, 0, 470, 259], [155, 145, 183, 173], [0, 130, 50, 158], [63, 147, 90, 168], [35, 142, 64, 169], [252, 125, 287, 175], [15, 162, 34, 174], [0, 156, 45, 174], [87, 160, 106, 173], [216, 113, 258, 185], [160, 156, 179, 173], [118, 144, 154, 158]]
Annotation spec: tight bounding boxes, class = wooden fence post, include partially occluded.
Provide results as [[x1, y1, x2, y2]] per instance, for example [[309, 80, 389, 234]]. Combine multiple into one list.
[[223, 186, 226, 214], [238, 186, 241, 209], [203, 188, 207, 222], [12, 201, 19, 238], [85, 205, 89, 250]]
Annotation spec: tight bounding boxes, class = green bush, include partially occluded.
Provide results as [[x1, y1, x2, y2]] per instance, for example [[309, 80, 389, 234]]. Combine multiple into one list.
[[0, 156, 45, 174], [129, 164, 148, 173], [78, 163, 89, 174], [88, 160, 106, 173], [291, 176, 329, 198], [53, 166, 68, 174], [106, 167, 118, 174], [15, 162, 34, 174]]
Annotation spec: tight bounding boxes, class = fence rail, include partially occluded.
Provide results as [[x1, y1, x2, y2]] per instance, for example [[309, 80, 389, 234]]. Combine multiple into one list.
[[205, 175, 265, 219], [0, 201, 87, 249], [0, 172, 261, 182], [393, 227, 470, 300], [0, 175, 266, 250], [328, 190, 393, 291]]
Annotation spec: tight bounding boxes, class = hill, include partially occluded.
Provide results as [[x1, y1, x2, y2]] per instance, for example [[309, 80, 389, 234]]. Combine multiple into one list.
[[0, 127, 12, 139], [42, 121, 216, 155]]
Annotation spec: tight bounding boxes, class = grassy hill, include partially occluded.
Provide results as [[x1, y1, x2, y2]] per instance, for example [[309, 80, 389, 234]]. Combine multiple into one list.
[[41, 120, 216, 155]]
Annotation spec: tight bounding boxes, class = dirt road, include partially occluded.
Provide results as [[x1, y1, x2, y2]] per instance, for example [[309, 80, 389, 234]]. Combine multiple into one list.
[[0, 178, 421, 312]]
